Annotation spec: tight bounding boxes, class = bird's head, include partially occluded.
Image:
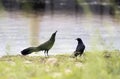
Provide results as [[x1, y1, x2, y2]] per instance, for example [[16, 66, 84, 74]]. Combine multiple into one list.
[[76, 38, 82, 42], [53, 31, 57, 35], [55, 31, 57, 33], [76, 38, 84, 44], [50, 31, 57, 40]]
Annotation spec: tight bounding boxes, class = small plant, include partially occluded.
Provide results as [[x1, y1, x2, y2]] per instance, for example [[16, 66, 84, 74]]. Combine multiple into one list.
[[5, 43, 11, 56], [0, 51, 120, 79]]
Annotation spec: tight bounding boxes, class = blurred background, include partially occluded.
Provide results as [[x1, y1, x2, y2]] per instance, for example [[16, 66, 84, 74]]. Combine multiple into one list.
[[0, 0, 120, 56]]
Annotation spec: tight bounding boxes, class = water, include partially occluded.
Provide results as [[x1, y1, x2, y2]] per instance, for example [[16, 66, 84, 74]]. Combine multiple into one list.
[[0, 11, 120, 56]]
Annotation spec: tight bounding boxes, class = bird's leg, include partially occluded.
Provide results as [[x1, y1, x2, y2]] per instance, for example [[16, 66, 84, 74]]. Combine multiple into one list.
[[44, 51, 46, 57], [79, 54, 85, 62], [79, 54, 82, 57], [46, 50, 49, 57], [75, 57, 78, 61]]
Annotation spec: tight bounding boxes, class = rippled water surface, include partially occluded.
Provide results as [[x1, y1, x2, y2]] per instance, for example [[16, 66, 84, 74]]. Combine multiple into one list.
[[0, 12, 120, 56]]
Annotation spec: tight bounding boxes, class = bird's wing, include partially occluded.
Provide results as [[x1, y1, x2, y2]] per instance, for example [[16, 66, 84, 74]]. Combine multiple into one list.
[[37, 40, 54, 50], [76, 44, 85, 52]]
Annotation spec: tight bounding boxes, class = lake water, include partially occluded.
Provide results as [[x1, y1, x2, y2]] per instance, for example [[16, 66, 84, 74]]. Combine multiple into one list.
[[0, 11, 120, 56]]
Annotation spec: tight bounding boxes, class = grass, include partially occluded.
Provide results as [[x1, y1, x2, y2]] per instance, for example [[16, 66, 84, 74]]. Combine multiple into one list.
[[0, 51, 120, 79]]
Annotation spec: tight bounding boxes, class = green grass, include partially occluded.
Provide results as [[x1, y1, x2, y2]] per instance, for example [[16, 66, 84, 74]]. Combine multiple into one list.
[[0, 51, 120, 79]]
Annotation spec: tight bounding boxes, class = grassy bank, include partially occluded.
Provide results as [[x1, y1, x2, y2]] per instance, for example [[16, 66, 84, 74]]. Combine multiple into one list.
[[0, 51, 120, 79]]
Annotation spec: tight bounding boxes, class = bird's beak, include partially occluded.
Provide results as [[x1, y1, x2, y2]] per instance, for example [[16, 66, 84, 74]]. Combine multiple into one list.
[[55, 31, 57, 33]]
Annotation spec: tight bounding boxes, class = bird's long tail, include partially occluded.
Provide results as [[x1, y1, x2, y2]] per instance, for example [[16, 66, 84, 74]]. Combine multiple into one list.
[[21, 47, 36, 55]]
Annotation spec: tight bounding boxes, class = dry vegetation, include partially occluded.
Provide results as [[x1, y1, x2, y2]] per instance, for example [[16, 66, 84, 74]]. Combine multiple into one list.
[[0, 51, 120, 79]]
